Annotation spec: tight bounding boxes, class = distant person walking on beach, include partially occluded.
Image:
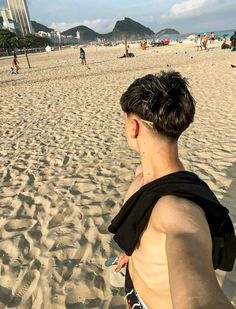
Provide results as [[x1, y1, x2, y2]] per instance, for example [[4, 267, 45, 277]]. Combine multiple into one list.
[[230, 31, 236, 51], [202, 33, 208, 50], [196, 34, 202, 51], [109, 71, 235, 309], [210, 32, 215, 43], [80, 47, 86, 65], [12, 52, 20, 74]]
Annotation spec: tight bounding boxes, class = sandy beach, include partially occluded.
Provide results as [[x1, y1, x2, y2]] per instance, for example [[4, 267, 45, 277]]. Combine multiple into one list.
[[0, 41, 236, 308]]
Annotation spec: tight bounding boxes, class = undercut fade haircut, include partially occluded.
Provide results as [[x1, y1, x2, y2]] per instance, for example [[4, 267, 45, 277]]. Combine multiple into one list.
[[120, 71, 196, 139]]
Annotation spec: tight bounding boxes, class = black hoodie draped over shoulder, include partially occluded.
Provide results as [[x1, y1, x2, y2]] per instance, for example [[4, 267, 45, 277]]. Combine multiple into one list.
[[108, 171, 236, 271]]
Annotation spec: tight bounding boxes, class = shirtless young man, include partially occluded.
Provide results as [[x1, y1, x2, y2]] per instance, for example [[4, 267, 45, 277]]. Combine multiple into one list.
[[109, 72, 234, 309]]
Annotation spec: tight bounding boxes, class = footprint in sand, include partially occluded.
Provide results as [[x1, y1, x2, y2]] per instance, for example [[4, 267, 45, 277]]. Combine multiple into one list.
[[0, 240, 19, 264], [4, 219, 34, 232], [27, 223, 43, 242], [64, 285, 94, 309], [7, 269, 40, 307], [48, 213, 66, 229]]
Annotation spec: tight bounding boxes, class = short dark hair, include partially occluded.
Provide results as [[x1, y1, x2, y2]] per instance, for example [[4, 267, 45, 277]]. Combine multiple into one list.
[[120, 71, 195, 139]]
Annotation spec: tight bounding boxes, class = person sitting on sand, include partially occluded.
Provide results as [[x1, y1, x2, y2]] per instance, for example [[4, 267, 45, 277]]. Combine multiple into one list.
[[230, 31, 236, 51], [118, 49, 135, 58], [80, 48, 86, 65], [109, 71, 235, 309], [196, 34, 202, 51], [12, 52, 20, 74], [221, 39, 231, 49]]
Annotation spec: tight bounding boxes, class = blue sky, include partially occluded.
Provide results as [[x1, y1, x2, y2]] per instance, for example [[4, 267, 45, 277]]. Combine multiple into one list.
[[0, 0, 235, 33]]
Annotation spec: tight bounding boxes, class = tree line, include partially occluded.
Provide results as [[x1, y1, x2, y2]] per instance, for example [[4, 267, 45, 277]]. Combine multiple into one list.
[[0, 29, 53, 55]]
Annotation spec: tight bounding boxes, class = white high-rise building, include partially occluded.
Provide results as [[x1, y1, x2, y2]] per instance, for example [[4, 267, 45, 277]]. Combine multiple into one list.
[[1, 7, 19, 34], [7, 0, 34, 36], [1, 8, 12, 22]]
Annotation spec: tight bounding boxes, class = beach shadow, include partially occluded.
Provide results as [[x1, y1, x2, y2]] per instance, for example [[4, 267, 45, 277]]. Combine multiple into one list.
[[0, 285, 13, 305], [0, 286, 22, 307], [66, 303, 84, 309], [220, 160, 236, 303]]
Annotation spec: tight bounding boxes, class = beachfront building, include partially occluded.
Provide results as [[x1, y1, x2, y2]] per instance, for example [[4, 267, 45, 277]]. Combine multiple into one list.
[[76, 31, 80, 40], [7, 0, 34, 36], [0, 8, 20, 34], [1, 8, 12, 22], [37, 31, 61, 45], [50, 31, 78, 45], [37, 30, 79, 45]]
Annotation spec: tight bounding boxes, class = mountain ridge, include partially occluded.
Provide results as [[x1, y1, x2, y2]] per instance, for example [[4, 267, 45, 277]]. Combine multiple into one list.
[[62, 17, 156, 42], [157, 28, 180, 36], [31, 21, 54, 33], [1, 16, 180, 42]]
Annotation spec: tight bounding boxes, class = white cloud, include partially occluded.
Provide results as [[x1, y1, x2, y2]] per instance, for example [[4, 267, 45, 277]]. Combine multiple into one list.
[[50, 22, 77, 33], [158, 0, 236, 33], [50, 19, 116, 34], [164, 0, 219, 18]]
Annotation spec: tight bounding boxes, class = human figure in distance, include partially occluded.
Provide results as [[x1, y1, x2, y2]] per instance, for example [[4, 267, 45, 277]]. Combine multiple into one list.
[[80, 47, 86, 65], [109, 71, 235, 309], [196, 34, 202, 51], [210, 32, 215, 44], [118, 49, 135, 58], [230, 31, 236, 51], [12, 52, 20, 74], [202, 33, 208, 50]]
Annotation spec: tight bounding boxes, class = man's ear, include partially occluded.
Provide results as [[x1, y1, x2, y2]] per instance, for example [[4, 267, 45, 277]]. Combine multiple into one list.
[[131, 118, 140, 138]]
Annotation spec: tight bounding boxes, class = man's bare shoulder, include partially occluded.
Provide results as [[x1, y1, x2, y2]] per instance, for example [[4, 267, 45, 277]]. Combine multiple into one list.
[[149, 196, 235, 309], [150, 195, 208, 235], [124, 166, 143, 204]]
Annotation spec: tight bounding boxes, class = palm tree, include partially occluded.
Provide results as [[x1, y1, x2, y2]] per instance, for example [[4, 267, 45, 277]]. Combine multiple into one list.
[[10, 36, 20, 50], [19, 34, 52, 48], [0, 29, 19, 55]]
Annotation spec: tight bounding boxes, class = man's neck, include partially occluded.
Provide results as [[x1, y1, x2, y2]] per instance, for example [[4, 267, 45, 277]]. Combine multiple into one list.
[[138, 138, 185, 185]]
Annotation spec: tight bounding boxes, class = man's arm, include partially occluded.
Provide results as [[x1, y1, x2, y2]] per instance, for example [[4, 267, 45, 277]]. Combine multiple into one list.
[[114, 165, 143, 272], [151, 196, 234, 309]]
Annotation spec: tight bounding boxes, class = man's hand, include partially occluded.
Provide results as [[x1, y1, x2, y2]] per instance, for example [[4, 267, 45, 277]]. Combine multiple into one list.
[[114, 252, 129, 272]]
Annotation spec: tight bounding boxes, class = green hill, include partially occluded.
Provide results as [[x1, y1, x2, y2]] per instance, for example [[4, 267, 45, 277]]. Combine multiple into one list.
[[112, 17, 154, 39], [157, 28, 180, 36], [62, 25, 101, 41], [31, 21, 54, 33], [62, 17, 155, 42]]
